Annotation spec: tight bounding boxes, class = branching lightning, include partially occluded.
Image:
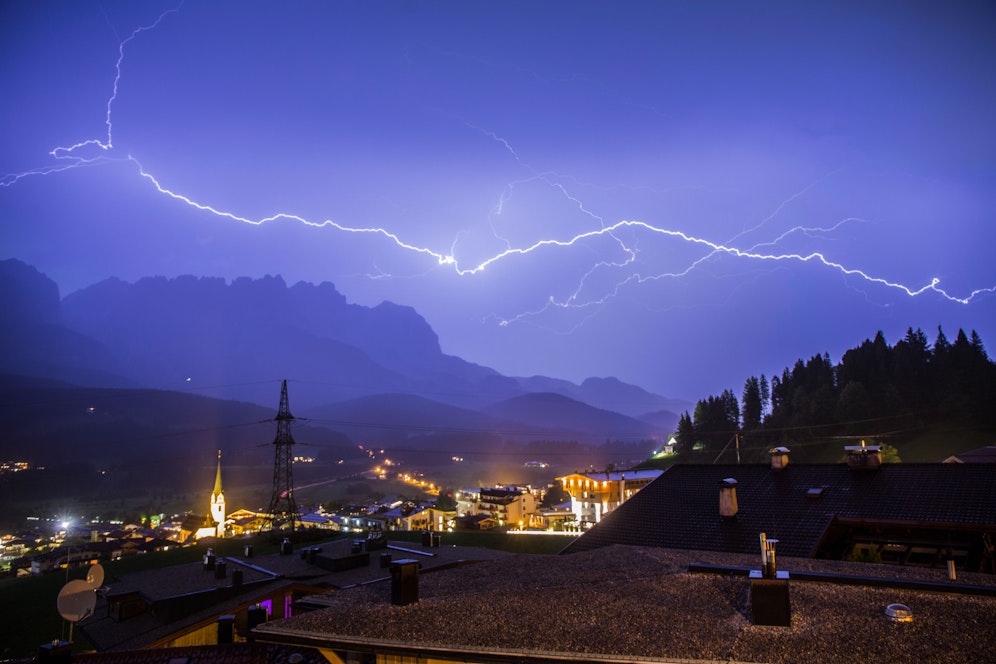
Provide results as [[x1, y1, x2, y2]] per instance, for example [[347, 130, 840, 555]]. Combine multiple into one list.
[[3, 3, 993, 331]]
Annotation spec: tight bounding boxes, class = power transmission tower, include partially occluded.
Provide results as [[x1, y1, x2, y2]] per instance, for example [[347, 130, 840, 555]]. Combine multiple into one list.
[[265, 379, 299, 532]]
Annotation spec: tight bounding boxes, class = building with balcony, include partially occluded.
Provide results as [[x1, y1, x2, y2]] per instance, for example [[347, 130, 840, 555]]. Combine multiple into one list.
[[557, 469, 663, 528], [474, 487, 537, 528]]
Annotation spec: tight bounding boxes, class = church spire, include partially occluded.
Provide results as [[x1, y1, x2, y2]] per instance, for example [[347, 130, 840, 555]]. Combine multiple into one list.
[[210, 449, 226, 537], [212, 449, 223, 500]]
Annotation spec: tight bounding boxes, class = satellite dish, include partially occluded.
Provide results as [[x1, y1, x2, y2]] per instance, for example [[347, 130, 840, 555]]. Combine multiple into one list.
[[86, 564, 105, 589], [57, 579, 96, 623]]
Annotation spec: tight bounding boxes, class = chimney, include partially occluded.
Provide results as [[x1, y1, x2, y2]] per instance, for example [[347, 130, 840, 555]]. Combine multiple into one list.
[[214, 560, 227, 579], [36, 640, 71, 663], [244, 543, 254, 558], [719, 478, 738, 519], [759, 532, 779, 578], [769, 447, 790, 471], [203, 548, 216, 571], [231, 568, 243, 586], [389, 559, 420, 606], [845, 440, 882, 470], [217, 614, 235, 644], [247, 604, 267, 631]]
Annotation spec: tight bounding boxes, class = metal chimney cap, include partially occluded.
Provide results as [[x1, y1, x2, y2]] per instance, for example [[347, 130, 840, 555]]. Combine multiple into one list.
[[769, 446, 790, 454], [719, 478, 738, 487], [844, 444, 881, 453], [885, 603, 913, 622]]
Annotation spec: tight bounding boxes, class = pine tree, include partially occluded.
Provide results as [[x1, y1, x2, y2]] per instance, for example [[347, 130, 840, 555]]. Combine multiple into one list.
[[742, 376, 762, 431], [675, 411, 695, 455]]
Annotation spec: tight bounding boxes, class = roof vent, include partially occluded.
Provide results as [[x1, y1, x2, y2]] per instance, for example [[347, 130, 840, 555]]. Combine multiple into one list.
[[769, 447, 790, 471], [719, 478, 738, 519], [885, 603, 913, 622], [845, 440, 882, 470], [806, 487, 826, 499]]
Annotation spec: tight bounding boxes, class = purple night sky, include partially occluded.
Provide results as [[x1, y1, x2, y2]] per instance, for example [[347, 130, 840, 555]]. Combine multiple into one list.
[[2, 1, 994, 402]]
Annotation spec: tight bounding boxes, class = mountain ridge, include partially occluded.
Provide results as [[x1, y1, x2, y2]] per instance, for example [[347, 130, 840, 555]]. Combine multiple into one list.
[[0, 258, 685, 448]]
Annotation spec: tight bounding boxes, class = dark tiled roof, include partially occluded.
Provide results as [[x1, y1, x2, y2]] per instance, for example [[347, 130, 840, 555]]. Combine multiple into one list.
[[561, 463, 996, 557], [79, 538, 509, 652], [946, 446, 996, 463]]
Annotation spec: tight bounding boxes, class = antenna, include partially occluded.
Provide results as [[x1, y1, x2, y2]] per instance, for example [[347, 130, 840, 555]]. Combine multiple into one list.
[[54, 563, 104, 646], [56, 579, 96, 644], [86, 563, 105, 589]]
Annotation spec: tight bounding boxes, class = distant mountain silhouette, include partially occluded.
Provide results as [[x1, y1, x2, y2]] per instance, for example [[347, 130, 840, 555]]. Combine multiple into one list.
[[483, 392, 663, 441], [515, 375, 684, 421], [303, 393, 519, 445], [58, 271, 523, 410], [0, 259, 133, 387], [0, 259, 683, 455]]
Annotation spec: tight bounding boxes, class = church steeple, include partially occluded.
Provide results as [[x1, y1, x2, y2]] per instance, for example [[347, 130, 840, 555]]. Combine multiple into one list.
[[210, 450, 226, 537], [212, 449, 224, 500]]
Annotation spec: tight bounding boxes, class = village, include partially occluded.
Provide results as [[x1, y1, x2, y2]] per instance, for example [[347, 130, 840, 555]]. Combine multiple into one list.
[[0, 446, 673, 578]]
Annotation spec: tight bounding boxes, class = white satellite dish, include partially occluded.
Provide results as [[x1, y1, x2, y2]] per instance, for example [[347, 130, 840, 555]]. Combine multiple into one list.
[[57, 579, 96, 623], [86, 564, 105, 589]]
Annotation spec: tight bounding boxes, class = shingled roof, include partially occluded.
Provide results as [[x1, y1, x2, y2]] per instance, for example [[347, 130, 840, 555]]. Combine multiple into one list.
[[560, 462, 996, 560]]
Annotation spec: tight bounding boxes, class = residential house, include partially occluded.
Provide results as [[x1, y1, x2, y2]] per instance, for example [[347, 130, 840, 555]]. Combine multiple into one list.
[[382, 505, 455, 532], [79, 536, 508, 654], [474, 486, 537, 528]]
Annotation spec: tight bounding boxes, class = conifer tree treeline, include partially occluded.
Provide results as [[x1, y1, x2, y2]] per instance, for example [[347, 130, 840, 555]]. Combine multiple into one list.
[[674, 327, 995, 458]]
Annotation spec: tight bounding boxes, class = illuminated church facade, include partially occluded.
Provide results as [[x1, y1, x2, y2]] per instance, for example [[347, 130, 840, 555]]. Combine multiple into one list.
[[194, 451, 227, 540]]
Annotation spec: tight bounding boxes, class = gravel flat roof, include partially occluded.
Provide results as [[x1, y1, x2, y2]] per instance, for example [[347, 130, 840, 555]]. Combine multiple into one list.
[[255, 545, 996, 664]]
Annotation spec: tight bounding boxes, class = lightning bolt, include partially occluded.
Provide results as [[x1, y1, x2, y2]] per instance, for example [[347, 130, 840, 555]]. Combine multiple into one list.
[[2, 4, 183, 187], [3, 3, 993, 330]]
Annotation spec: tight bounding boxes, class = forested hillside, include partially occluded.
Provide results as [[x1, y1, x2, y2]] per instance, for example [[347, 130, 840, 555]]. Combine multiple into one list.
[[673, 327, 995, 462]]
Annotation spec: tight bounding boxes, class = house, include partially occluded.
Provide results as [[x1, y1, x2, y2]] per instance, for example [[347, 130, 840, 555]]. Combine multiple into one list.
[[251, 543, 996, 663], [381, 505, 455, 531], [226, 508, 268, 536], [561, 447, 996, 573], [331, 514, 386, 532], [474, 486, 537, 528], [557, 468, 663, 528], [299, 513, 337, 529], [453, 514, 497, 530], [175, 513, 214, 544], [79, 536, 509, 653], [527, 504, 576, 531], [29, 546, 102, 575]]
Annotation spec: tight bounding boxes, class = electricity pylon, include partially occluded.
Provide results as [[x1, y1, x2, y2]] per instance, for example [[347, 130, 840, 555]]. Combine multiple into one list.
[[264, 379, 299, 532]]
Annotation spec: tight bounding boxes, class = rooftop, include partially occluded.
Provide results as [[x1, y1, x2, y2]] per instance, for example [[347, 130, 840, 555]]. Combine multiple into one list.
[[558, 468, 664, 482], [943, 445, 996, 464], [15, 643, 324, 664], [254, 544, 996, 663], [561, 462, 996, 560], [81, 536, 510, 652]]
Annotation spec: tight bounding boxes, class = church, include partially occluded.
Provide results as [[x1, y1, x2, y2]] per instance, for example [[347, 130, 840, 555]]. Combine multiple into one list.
[[193, 450, 227, 540]]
